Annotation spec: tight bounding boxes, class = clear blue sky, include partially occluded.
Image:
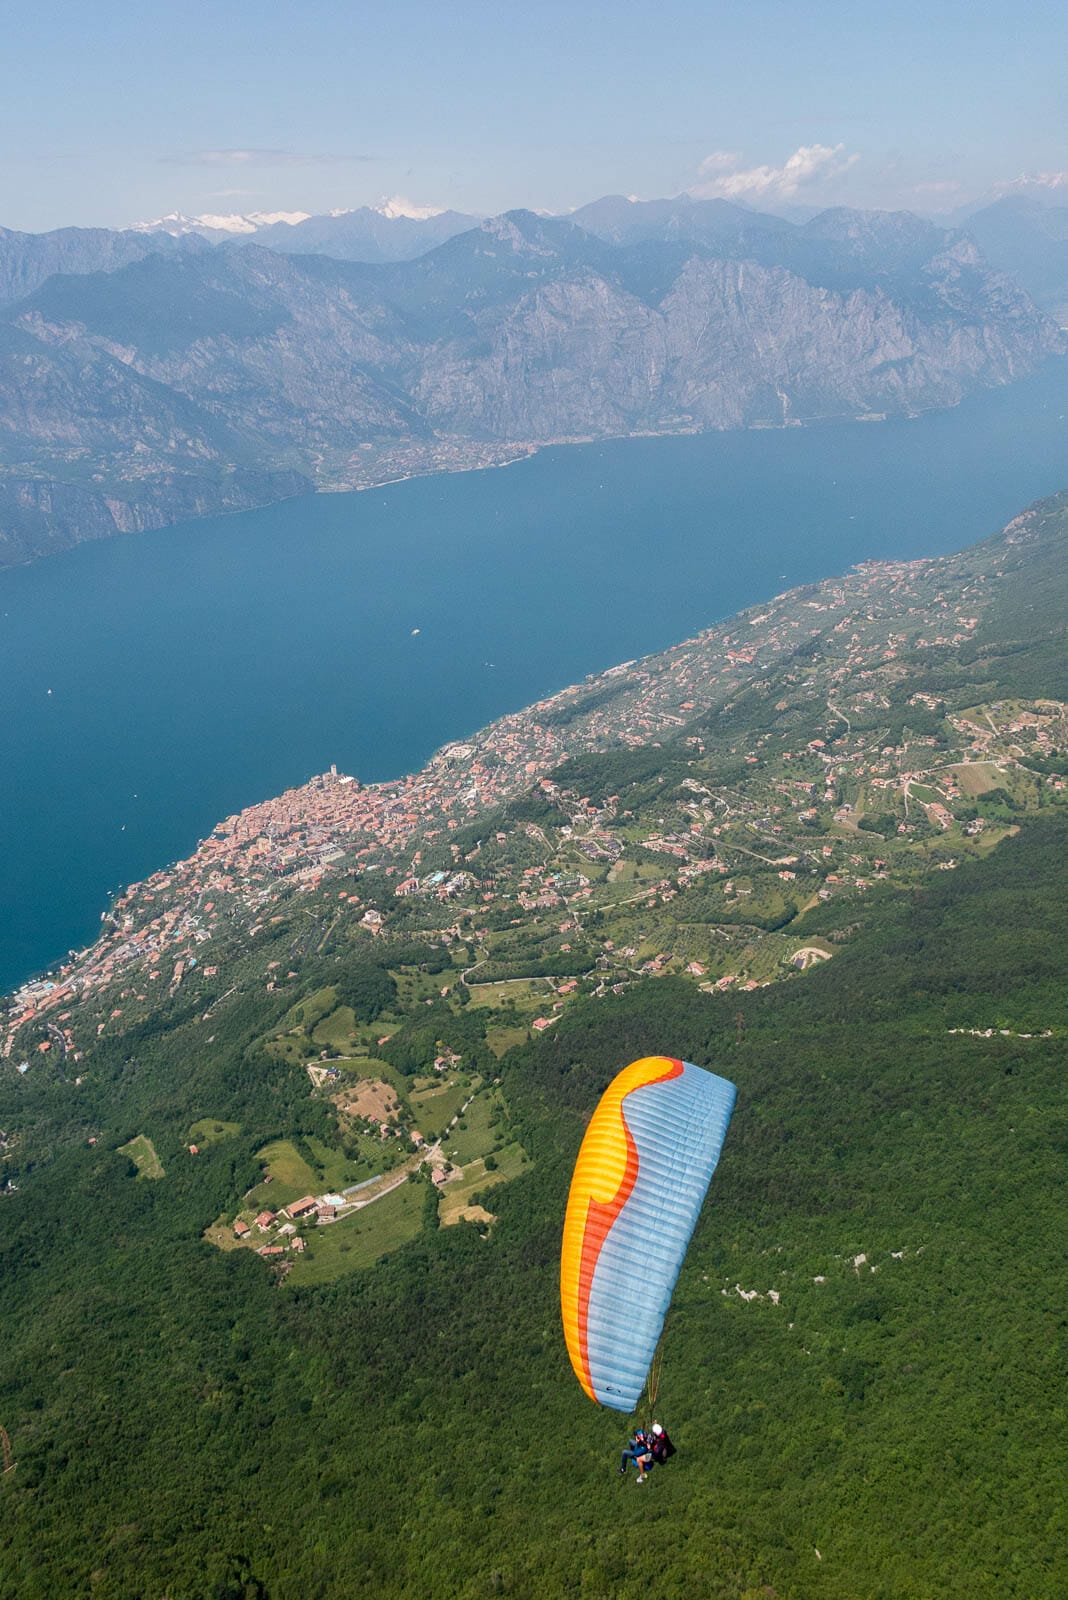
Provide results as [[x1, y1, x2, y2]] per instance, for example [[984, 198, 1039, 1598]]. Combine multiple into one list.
[[4, 0, 1067, 230]]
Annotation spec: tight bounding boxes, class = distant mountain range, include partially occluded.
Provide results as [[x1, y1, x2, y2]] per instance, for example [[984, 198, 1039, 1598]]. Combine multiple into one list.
[[0, 223, 204, 312], [125, 191, 1068, 317], [962, 196, 1068, 323], [7, 190, 1066, 295], [131, 200, 482, 261], [0, 197, 1063, 566]]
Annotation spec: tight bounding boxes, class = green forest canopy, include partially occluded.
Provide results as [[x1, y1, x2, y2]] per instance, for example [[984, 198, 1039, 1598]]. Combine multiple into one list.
[[0, 817, 1065, 1599]]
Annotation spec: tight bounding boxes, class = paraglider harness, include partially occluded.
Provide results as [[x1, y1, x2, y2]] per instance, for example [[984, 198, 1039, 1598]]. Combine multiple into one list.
[[648, 1426, 676, 1465]]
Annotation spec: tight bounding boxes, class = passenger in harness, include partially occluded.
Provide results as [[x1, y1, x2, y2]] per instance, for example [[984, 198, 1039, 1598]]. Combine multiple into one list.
[[618, 1428, 652, 1480], [648, 1422, 676, 1465]]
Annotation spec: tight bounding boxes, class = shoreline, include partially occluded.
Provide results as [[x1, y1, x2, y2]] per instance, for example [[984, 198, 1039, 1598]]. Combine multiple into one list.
[[0, 529, 923, 1001], [3, 369, 1067, 995], [7, 355, 1066, 576], [0, 515, 996, 1013], [1, 567, 820, 1003], [6, 475, 1053, 1059]]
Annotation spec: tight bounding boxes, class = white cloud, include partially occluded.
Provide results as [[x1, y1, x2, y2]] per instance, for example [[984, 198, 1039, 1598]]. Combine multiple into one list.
[[691, 143, 858, 203], [698, 150, 743, 174]]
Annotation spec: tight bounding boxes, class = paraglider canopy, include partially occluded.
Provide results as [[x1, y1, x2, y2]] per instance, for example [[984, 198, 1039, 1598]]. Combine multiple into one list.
[[560, 1055, 736, 1412]]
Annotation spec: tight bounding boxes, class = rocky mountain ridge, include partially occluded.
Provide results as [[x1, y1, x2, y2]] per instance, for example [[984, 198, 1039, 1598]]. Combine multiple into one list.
[[0, 204, 1062, 566], [0, 223, 204, 311]]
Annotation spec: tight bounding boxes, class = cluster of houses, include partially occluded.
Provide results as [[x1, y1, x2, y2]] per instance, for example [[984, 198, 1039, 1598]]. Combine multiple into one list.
[[233, 1193, 341, 1256]]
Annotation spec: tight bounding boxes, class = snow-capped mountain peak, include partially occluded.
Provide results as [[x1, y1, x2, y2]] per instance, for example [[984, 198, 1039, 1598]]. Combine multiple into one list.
[[121, 198, 478, 262], [373, 195, 445, 220], [131, 209, 311, 238], [130, 199, 446, 238]]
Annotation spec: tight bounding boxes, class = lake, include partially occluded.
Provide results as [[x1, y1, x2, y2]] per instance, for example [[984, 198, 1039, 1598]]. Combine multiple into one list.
[[2, 361, 1067, 992]]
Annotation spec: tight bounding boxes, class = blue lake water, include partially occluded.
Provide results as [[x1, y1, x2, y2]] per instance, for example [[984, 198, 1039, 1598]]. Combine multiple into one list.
[[2, 361, 1067, 992]]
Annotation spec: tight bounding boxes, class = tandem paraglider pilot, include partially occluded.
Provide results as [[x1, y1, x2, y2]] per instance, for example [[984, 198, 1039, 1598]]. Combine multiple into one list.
[[559, 1055, 734, 1482], [618, 1421, 676, 1483]]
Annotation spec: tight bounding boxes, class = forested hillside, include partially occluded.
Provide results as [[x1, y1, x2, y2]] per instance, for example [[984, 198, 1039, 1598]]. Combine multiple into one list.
[[1, 822, 1065, 1599], [1, 500, 1066, 1598]]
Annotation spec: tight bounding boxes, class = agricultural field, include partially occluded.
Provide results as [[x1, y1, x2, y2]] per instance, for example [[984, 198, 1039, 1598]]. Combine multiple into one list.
[[208, 1060, 527, 1274], [391, 962, 460, 1009], [950, 761, 1005, 797], [310, 1002, 359, 1053], [285, 1180, 425, 1286], [330, 1054, 411, 1097], [466, 976, 557, 1012], [332, 1078, 404, 1126], [484, 1021, 529, 1058], [435, 1142, 528, 1226], [258, 985, 360, 1063], [606, 857, 663, 884], [409, 1074, 479, 1138], [244, 1135, 379, 1212], [118, 1134, 164, 1179], [441, 1087, 507, 1166], [187, 1118, 241, 1146]]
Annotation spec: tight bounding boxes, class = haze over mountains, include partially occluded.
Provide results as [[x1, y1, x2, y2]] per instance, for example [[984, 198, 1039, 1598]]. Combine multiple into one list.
[[963, 195, 1068, 322], [0, 193, 1063, 567], [133, 200, 482, 260]]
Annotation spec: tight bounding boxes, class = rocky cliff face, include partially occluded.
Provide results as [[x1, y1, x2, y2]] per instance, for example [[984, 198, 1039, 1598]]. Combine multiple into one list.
[[414, 238, 1057, 438], [0, 207, 1062, 565], [0, 467, 311, 568]]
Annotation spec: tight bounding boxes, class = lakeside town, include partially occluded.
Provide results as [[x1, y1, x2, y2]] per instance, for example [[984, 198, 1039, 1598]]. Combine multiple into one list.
[[4, 506, 1065, 1073]]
